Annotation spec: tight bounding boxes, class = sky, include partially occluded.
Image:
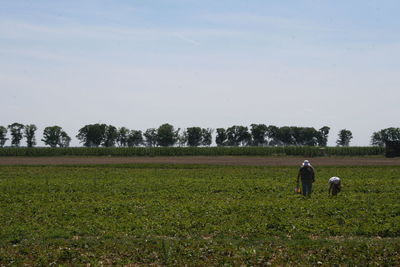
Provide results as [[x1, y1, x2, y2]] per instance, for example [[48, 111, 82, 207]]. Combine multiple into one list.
[[1, 0, 400, 146]]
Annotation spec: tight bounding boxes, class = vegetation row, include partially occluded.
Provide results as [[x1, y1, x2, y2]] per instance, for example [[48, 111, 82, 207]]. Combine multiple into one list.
[[1, 123, 399, 149], [0, 146, 385, 157]]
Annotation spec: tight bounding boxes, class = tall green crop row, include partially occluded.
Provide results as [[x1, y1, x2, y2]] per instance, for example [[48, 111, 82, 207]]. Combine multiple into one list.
[[324, 146, 384, 156], [0, 146, 385, 157]]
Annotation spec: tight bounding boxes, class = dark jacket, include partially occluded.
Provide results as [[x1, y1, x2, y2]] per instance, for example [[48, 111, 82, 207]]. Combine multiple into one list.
[[298, 166, 315, 182]]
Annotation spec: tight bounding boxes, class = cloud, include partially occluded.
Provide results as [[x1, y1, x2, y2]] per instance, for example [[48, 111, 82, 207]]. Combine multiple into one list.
[[0, 20, 161, 40], [0, 19, 242, 42], [0, 47, 72, 62], [173, 33, 201, 46], [202, 12, 338, 32]]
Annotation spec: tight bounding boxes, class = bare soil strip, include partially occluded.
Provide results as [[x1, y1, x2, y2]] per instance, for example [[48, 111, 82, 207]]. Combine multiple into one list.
[[1, 156, 400, 166]]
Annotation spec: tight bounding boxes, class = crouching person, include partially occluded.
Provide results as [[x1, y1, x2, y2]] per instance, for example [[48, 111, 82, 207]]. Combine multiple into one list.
[[328, 176, 341, 196]]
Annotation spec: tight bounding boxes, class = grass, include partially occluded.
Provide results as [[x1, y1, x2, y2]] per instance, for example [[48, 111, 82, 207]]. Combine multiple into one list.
[[0, 164, 399, 266]]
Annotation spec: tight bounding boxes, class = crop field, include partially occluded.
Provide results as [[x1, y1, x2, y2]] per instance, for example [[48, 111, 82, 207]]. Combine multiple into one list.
[[1, 164, 400, 266], [0, 146, 385, 157]]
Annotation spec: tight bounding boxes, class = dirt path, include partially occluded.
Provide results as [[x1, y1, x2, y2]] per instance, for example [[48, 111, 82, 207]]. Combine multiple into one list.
[[1, 156, 400, 166]]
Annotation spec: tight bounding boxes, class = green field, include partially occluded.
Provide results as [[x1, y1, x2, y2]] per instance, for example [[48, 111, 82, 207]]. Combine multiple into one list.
[[1, 164, 400, 266]]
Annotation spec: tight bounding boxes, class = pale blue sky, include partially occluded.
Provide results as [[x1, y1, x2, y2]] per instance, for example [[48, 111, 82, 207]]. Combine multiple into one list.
[[1, 0, 399, 146]]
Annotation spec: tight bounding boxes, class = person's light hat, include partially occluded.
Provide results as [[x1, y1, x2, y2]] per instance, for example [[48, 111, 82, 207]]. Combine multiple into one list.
[[329, 176, 341, 184], [303, 160, 310, 166]]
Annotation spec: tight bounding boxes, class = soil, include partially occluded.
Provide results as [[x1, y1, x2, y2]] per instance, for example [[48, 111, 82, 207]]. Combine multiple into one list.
[[1, 156, 400, 166]]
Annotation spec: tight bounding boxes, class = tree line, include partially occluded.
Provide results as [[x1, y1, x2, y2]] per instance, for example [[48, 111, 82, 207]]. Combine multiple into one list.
[[0, 122, 398, 148], [0, 123, 71, 148]]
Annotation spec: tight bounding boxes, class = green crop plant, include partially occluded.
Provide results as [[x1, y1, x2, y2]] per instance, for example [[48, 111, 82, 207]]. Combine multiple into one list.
[[0, 146, 385, 157], [0, 164, 399, 265]]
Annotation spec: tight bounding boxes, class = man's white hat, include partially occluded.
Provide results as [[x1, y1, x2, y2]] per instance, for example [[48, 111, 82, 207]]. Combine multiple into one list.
[[329, 176, 341, 184], [303, 160, 310, 166]]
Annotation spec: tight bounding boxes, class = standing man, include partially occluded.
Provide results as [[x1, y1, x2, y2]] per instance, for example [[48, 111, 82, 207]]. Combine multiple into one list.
[[297, 160, 315, 197]]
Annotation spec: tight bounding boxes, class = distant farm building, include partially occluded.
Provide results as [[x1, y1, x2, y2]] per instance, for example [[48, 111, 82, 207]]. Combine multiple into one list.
[[385, 141, 400, 157]]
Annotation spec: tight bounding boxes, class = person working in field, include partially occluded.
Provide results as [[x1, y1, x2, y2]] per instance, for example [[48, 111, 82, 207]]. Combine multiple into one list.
[[328, 176, 341, 196], [297, 160, 315, 197]]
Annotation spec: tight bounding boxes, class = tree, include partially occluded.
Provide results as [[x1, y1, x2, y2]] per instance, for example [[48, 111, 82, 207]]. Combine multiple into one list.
[[42, 126, 71, 147], [60, 131, 71, 147], [238, 126, 251, 146], [143, 128, 158, 147], [276, 126, 294, 146], [76, 124, 107, 147], [177, 130, 188, 147], [250, 124, 268, 146], [156, 123, 178, 147], [42, 126, 62, 147], [201, 128, 213, 146], [103, 125, 118, 147], [215, 128, 227, 146], [0, 126, 7, 147], [24, 124, 37, 147], [127, 130, 143, 147], [317, 126, 330, 147], [336, 129, 353, 146], [293, 127, 318, 146], [266, 125, 280, 146], [117, 127, 130, 147], [371, 128, 400, 146], [8, 123, 24, 147], [226, 126, 238, 146], [226, 125, 251, 146], [371, 131, 384, 147], [186, 127, 203, 147]]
